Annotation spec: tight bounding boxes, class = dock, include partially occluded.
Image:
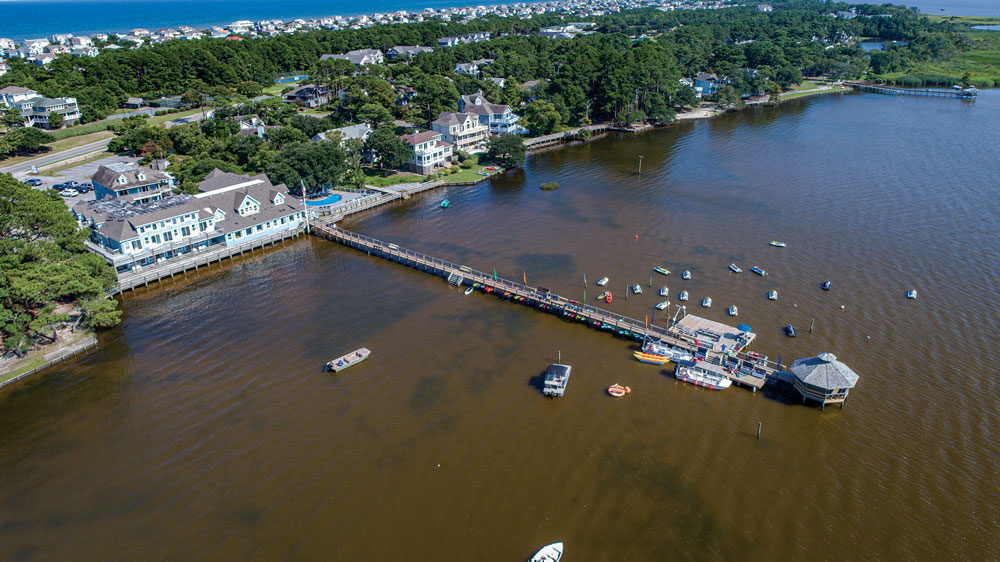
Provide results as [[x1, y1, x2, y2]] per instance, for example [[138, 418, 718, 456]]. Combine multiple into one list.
[[310, 221, 789, 392], [846, 81, 977, 99]]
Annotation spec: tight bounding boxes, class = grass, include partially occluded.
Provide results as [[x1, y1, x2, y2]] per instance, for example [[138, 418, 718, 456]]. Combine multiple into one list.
[[39, 151, 114, 176], [263, 81, 299, 95], [362, 170, 425, 187], [0, 358, 47, 385], [780, 85, 847, 100], [875, 31, 1000, 86], [47, 120, 110, 140], [925, 15, 1000, 26]]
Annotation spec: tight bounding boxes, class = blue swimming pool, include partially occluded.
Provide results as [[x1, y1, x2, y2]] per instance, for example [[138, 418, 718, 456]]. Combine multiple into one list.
[[305, 194, 342, 206]]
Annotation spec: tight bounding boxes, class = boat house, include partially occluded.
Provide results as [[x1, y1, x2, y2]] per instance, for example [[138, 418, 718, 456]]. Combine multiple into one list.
[[788, 353, 860, 408]]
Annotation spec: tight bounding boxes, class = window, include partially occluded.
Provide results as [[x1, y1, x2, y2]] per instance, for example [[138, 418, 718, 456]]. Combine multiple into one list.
[[163, 231, 173, 242], [181, 226, 191, 236]]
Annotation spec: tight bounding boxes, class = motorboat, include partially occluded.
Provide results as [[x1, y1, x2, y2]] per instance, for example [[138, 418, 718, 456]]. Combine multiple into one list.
[[767, 289, 778, 300], [542, 364, 572, 397], [729, 264, 742, 273], [325, 348, 371, 372], [906, 289, 918, 299], [607, 384, 631, 398], [701, 297, 712, 307], [633, 351, 668, 365], [751, 266, 768, 276], [464, 286, 475, 295], [681, 270, 691, 280], [659, 286, 669, 297], [678, 290, 689, 301], [642, 340, 694, 363], [675, 366, 732, 390], [653, 266, 671, 275], [596, 291, 609, 301], [784, 324, 796, 337], [821, 280, 832, 290], [769, 241, 787, 247], [530, 542, 564, 562], [440, 199, 449, 208], [596, 277, 609, 286], [656, 300, 670, 310], [631, 284, 642, 294], [727, 305, 738, 316]]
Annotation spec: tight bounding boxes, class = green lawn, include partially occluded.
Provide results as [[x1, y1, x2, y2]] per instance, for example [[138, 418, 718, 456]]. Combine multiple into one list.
[[47, 120, 110, 140], [876, 30, 1000, 86], [263, 81, 300, 95], [925, 15, 1000, 26], [363, 170, 425, 187], [780, 85, 847, 100]]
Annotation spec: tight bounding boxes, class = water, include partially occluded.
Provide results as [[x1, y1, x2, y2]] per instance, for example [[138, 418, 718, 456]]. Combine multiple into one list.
[[861, 0, 1000, 17], [1, 90, 999, 560]]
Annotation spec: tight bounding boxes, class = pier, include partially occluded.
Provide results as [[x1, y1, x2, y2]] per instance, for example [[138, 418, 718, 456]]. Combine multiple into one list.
[[846, 81, 977, 99], [310, 220, 792, 393]]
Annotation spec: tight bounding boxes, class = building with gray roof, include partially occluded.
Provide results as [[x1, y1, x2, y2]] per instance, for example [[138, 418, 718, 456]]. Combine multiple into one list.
[[789, 352, 860, 408], [0, 86, 81, 129], [92, 162, 174, 204]]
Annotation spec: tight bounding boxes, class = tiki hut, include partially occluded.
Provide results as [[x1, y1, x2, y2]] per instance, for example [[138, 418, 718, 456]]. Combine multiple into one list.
[[789, 352, 860, 408]]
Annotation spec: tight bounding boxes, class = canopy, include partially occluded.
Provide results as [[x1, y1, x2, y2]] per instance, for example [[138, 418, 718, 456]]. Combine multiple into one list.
[[736, 323, 753, 332]]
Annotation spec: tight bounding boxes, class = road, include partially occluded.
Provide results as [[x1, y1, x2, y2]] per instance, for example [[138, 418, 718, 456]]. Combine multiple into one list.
[[0, 137, 113, 176]]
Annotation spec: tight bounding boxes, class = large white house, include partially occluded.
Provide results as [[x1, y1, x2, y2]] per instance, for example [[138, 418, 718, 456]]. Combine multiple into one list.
[[0, 86, 81, 129], [320, 49, 384, 65], [430, 112, 488, 153], [399, 130, 453, 174], [458, 92, 525, 135]]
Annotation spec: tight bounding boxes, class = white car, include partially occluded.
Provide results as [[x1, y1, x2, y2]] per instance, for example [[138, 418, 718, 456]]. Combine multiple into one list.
[[59, 188, 79, 197]]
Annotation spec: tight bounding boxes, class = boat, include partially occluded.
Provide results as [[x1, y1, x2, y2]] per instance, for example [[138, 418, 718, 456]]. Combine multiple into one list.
[[653, 266, 671, 275], [605, 291, 613, 304], [440, 199, 449, 208], [751, 266, 768, 276], [631, 284, 642, 294], [658, 286, 669, 297], [325, 348, 371, 372], [633, 351, 668, 365], [767, 289, 778, 300], [607, 384, 631, 398], [727, 305, 738, 316], [596, 277, 609, 286], [530, 542, 563, 562], [596, 291, 609, 301], [906, 289, 918, 299], [464, 286, 474, 295], [542, 364, 572, 397], [729, 264, 742, 273], [675, 366, 732, 390], [678, 290, 689, 301], [642, 340, 694, 363], [769, 241, 787, 247], [821, 280, 832, 290], [681, 270, 691, 280], [701, 297, 712, 307], [784, 324, 796, 337], [656, 300, 670, 310]]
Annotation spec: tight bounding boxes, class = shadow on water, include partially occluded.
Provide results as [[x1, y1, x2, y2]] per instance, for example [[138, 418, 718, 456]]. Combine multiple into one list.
[[526, 370, 547, 393]]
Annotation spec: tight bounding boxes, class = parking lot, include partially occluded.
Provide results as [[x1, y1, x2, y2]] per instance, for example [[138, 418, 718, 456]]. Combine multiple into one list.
[[19, 154, 136, 207]]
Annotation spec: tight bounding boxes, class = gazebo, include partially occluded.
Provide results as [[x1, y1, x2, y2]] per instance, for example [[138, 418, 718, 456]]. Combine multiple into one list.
[[789, 352, 860, 409]]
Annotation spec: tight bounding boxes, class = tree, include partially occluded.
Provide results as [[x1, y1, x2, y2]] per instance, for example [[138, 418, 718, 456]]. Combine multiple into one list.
[[411, 74, 460, 124], [235, 80, 263, 98], [714, 85, 743, 110], [266, 142, 349, 195], [486, 134, 525, 169], [1, 105, 24, 129], [0, 128, 54, 158], [356, 103, 394, 129], [46, 111, 64, 129], [522, 100, 563, 136], [364, 125, 410, 174]]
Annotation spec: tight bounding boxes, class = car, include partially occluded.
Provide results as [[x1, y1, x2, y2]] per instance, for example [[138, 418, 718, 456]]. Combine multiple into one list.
[[64, 180, 79, 187], [59, 188, 79, 197], [52, 183, 69, 190], [22, 178, 44, 186], [76, 182, 92, 193]]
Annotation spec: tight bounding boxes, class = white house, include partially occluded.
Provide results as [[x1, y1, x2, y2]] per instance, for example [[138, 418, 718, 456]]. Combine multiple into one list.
[[431, 112, 488, 153], [458, 92, 525, 135], [320, 49, 384, 66], [399, 130, 453, 174], [0, 86, 82, 128]]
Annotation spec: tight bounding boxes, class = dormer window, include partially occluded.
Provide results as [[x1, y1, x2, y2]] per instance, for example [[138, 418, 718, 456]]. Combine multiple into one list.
[[136, 172, 145, 181], [118, 175, 127, 184]]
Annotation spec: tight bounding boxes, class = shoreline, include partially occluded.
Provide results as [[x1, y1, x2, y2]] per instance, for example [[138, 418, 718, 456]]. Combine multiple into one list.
[[0, 331, 98, 390]]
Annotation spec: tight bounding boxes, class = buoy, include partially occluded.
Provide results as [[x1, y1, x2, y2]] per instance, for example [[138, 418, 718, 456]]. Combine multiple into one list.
[[840, 305, 845, 309], [634, 234, 639, 241]]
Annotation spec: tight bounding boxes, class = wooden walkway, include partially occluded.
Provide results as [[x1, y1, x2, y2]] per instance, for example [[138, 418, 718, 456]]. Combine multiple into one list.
[[311, 221, 789, 391], [846, 82, 977, 99]]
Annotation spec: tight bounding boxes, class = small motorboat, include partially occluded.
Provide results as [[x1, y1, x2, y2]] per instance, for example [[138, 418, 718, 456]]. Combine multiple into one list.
[[769, 241, 787, 247], [440, 199, 449, 208], [596, 277, 609, 286], [634, 351, 668, 365], [325, 348, 371, 372], [605, 291, 613, 304], [751, 266, 768, 276], [678, 290, 689, 301], [821, 280, 832, 290], [530, 542, 563, 562], [767, 289, 778, 300], [658, 286, 669, 297], [729, 264, 742, 273], [681, 270, 691, 280], [656, 300, 670, 310], [906, 289, 918, 299], [653, 266, 671, 275], [631, 284, 642, 294], [675, 366, 731, 390], [784, 324, 797, 337], [464, 286, 475, 295], [727, 305, 738, 316], [701, 297, 712, 307], [607, 384, 631, 398], [596, 291, 609, 301]]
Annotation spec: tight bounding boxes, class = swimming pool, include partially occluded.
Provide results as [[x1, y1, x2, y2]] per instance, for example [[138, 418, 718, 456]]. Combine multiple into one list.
[[305, 194, 342, 206]]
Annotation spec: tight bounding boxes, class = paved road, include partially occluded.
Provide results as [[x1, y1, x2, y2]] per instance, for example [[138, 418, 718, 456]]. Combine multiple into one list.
[[0, 137, 113, 176]]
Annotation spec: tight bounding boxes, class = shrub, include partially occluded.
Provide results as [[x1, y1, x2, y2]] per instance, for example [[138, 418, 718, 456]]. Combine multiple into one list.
[[540, 181, 559, 191]]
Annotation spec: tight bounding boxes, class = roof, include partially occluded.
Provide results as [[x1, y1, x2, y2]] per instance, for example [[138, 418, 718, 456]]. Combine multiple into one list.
[[313, 123, 372, 142], [696, 72, 720, 81], [0, 86, 34, 95], [92, 163, 170, 191], [432, 112, 477, 127], [198, 168, 271, 193], [790, 353, 860, 390], [460, 93, 511, 117], [400, 130, 442, 145]]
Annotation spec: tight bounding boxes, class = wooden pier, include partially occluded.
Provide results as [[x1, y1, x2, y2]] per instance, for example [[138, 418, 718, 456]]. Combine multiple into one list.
[[846, 82, 977, 99], [311, 221, 790, 392]]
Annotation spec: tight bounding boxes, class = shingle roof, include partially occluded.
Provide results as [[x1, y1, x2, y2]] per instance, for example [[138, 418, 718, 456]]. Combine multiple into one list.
[[0, 86, 34, 95], [400, 130, 442, 145], [790, 353, 860, 390], [91, 163, 170, 191], [432, 112, 477, 127]]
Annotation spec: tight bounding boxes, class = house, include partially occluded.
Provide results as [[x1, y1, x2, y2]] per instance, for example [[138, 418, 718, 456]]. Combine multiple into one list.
[[69, 36, 93, 47], [312, 123, 372, 143], [0, 38, 16, 51], [74, 169, 305, 274], [0, 86, 82, 129], [399, 130, 453, 174], [231, 114, 272, 138], [458, 92, 524, 135], [488, 77, 506, 89], [454, 58, 493, 77], [430, 112, 488, 153], [320, 49, 384, 66], [694, 72, 726, 96], [387, 45, 433, 60], [70, 46, 99, 57], [437, 32, 492, 47], [281, 84, 332, 108], [123, 97, 145, 109], [91, 162, 175, 204]]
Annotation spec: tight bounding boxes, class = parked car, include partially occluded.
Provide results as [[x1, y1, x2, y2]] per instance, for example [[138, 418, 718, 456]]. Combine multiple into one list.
[[52, 182, 72, 190], [64, 180, 79, 187], [58, 188, 79, 197], [22, 178, 44, 186], [76, 182, 93, 193]]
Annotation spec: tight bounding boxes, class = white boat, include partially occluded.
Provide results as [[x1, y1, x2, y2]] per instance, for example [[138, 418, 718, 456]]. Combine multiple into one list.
[[656, 300, 670, 310], [631, 284, 642, 294], [682, 270, 691, 280], [325, 348, 371, 372], [906, 289, 918, 299], [659, 286, 669, 297], [642, 339, 693, 362], [530, 542, 563, 562], [596, 277, 609, 286], [464, 286, 474, 295], [751, 266, 768, 276], [678, 290, 689, 301], [701, 297, 712, 307], [727, 305, 738, 316], [675, 366, 732, 390], [769, 241, 787, 247], [768, 289, 777, 300], [729, 264, 742, 273]]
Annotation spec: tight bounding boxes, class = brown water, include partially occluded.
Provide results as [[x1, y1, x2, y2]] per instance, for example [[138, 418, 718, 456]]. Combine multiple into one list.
[[2, 91, 998, 561]]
